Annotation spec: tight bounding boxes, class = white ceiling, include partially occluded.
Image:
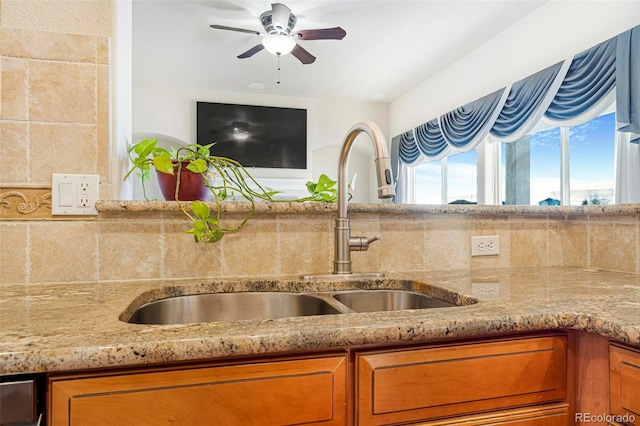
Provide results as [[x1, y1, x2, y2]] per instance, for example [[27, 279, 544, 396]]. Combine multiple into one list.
[[132, 0, 548, 103]]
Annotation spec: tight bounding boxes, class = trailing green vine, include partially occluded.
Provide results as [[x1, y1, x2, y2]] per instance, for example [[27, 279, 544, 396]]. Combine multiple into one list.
[[124, 138, 341, 242]]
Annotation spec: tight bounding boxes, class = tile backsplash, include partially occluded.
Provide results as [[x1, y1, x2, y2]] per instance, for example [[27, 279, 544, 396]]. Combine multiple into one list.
[[1, 208, 639, 285], [1, 9, 639, 286], [0, 27, 110, 188]]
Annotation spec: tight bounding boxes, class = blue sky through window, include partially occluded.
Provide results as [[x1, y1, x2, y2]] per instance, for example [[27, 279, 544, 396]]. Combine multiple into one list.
[[568, 113, 615, 204]]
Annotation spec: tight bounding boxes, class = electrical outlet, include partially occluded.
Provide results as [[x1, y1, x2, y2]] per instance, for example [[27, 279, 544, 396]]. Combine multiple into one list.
[[52, 174, 99, 215], [471, 235, 500, 256], [472, 282, 500, 299]]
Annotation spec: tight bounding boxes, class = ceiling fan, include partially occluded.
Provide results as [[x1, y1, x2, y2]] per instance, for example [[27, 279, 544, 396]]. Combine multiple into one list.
[[209, 2, 346, 64]]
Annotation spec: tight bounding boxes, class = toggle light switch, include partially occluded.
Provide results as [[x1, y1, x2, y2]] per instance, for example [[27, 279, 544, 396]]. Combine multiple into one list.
[[52, 174, 99, 215]]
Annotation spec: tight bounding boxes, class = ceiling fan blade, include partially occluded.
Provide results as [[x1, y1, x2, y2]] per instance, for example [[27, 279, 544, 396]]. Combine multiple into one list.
[[291, 44, 316, 64], [210, 24, 261, 36], [295, 27, 346, 41], [238, 44, 265, 59]]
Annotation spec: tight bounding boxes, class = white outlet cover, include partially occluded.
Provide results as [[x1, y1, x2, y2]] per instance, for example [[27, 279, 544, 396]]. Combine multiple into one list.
[[52, 173, 99, 215], [472, 282, 500, 299], [471, 235, 500, 256]]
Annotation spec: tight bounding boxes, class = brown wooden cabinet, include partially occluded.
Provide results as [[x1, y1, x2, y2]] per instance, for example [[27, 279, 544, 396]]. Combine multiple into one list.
[[610, 344, 640, 425], [48, 354, 347, 426], [412, 403, 569, 425], [47, 333, 572, 426], [355, 334, 568, 425]]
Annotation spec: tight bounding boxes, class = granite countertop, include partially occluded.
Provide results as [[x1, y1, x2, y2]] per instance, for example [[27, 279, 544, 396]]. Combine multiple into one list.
[[1, 267, 639, 376], [96, 200, 640, 216]]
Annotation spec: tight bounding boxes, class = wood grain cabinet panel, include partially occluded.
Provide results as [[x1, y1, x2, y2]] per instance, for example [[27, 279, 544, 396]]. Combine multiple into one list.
[[415, 403, 570, 426], [610, 344, 640, 425], [356, 335, 567, 425], [48, 355, 347, 426]]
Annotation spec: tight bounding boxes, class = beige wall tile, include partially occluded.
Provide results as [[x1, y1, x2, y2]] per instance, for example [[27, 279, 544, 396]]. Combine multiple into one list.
[[97, 36, 109, 64], [163, 219, 223, 279], [380, 220, 425, 271], [0, 2, 112, 36], [0, 187, 51, 219], [350, 218, 382, 274], [278, 215, 332, 275], [424, 219, 471, 270], [97, 64, 109, 182], [546, 220, 565, 267], [98, 220, 163, 281], [30, 123, 97, 183], [0, 222, 28, 284], [555, 220, 589, 268], [30, 221, 98, 283], [589, 222, 638, 273], [0, 28, 97, 62], [0, 121, 28, 183], [29, 60, 96, 123], [509, 220, 548, 268], [221, 217, 279, 276], [1, 56, 28, 120]]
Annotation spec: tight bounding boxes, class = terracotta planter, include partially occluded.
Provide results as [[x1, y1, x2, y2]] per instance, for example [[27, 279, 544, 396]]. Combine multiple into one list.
[[156, 160, 209, 201]]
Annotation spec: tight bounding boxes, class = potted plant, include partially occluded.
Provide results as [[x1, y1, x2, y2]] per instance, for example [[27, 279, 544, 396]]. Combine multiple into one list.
[[124, 138, 340, 243]]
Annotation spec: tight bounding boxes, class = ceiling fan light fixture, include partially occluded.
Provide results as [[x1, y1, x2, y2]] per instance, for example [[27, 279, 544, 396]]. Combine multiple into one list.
[[232, 121, 250, 140], [261, 34, 296, 56]]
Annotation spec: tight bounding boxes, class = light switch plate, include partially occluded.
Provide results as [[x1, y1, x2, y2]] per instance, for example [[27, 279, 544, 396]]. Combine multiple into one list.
[[51, 174, 99, 215]]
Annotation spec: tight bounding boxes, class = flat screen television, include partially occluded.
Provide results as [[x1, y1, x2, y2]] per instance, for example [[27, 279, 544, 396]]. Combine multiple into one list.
[[196, 102, 307, 169]]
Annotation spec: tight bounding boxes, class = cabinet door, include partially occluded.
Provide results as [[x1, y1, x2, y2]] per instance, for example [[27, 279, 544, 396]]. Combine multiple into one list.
[[49, 355, 347, 426], [414, 403, 570, 426], [610, 344, 640, 425], [356, 334, 567, 425]]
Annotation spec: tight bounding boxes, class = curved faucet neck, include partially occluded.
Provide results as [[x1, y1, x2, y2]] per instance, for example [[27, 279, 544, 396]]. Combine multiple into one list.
[[337, 121, 391, 219]]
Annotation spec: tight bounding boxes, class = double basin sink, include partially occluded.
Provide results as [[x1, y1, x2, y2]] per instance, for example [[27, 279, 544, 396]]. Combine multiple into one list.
[[126, 289, 463, 325]]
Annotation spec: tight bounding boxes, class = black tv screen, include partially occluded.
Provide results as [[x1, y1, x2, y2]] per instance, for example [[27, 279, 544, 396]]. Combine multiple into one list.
[[196, 102, 307, 169]]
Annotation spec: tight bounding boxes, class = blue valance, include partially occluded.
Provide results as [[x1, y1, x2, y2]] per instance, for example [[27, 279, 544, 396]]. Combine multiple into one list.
[[439, 89, 506, 150], [398, 24, 640, 164], [414, 119, 450, 159], [617, 25, 640, 143], [545, 37, 616, 121], [491, 62, 565, 141], [398, 130, 420, 164]]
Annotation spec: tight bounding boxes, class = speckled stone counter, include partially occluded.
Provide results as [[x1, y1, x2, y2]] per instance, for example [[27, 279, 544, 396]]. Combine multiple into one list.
[[96, 200, 640, 216], [1, 267, 639, 376]]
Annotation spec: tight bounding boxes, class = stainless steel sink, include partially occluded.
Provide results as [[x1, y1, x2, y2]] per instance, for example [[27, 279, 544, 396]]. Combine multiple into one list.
[[332, 290, 455, 312], [125, 289, 465, 325], [127, 292, 343, 325]]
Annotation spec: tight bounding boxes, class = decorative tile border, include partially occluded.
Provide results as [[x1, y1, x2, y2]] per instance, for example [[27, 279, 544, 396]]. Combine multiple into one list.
[[0, 186, 51, 219]]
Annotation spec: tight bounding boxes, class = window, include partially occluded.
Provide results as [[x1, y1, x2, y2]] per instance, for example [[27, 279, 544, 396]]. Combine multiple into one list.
[[414, 149, 477, 204], [500, 112, 615, 206], [501, 128, 561, 205], [411, 113, 615, 206], [447, 150, 477, 204], [414, 161, 442, 204], [568, 113, 615, 205]]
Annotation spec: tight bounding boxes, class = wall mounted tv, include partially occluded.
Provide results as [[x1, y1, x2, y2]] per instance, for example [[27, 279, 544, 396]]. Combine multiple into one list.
[[196, 102, 307, 169]]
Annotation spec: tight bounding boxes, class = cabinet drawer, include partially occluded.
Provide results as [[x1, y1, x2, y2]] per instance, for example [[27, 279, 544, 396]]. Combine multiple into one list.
[[356, 335, 567, 425], [610, 344, 640, 425], [415, 403, 570, 426], [49, 355, 347, 426]]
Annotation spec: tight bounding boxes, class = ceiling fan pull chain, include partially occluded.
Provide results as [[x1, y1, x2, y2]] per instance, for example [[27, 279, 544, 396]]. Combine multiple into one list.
[[277, 54, 281, 84]]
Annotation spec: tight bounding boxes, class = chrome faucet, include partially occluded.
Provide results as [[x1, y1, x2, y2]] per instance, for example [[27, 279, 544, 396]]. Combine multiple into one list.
[[304, 121, 395, 280]]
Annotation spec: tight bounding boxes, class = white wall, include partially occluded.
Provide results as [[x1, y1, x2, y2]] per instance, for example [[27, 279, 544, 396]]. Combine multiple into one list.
[[390, 1, 640, 137], [133, 85, 388, 200]]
